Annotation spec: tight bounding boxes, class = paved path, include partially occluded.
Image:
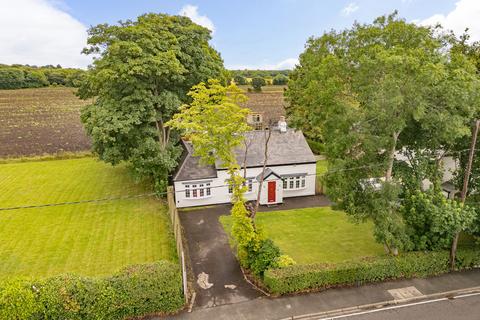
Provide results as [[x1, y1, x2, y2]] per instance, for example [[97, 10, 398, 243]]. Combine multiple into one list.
[[179, 195, 331, 309], [165, 270, 480, 320]]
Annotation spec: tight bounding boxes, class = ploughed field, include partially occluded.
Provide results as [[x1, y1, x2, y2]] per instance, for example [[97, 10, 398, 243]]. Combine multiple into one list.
[[0, 157, 176, 278], [0, 86, 287, 157], [0, 87, 92, 157]]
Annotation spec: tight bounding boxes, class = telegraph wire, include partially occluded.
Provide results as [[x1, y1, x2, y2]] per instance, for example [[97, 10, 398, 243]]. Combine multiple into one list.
[[0, 163, 387, 211], [2, 155, 479, 212]]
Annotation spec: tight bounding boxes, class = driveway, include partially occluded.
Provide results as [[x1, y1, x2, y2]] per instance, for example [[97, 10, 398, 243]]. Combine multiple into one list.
[[180, 204, 262, 309], [179, 195, 331, 309]]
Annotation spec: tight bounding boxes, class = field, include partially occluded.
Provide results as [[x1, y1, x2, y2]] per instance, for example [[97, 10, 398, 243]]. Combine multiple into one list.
[[221, 207, 384, 264], [0, 86, 288, 158], [239, 86, 286, 125], [0, 157, 176, 278], [0, 87, 92, 157]]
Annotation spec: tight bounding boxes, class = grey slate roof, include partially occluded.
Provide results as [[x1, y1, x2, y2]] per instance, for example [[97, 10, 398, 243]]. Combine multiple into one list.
[[215, 129, 316, 169], [256, 168, 282, 182], [173, 129, 315, 181], [173, 141, 217, 182]]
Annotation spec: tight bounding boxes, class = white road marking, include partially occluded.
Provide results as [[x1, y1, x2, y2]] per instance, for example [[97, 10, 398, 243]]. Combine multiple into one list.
[[307, 292, 480, 320]]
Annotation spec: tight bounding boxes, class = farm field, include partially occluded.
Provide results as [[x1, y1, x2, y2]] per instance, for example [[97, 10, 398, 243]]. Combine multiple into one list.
[[221, 207, 384, 264], [0, 86, 287, 158], [0, 87, 92, 157], [0, 157, 176, 278], [241, 85, 286, 124]]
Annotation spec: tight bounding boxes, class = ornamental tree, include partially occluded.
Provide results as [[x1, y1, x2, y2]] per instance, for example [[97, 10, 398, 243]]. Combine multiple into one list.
[[167, 79, 251, 167], [79, 13, 224, 191], [287, 12, 480, 254]]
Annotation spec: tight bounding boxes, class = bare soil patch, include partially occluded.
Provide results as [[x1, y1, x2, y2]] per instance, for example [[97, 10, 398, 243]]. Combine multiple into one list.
[[0, 87, 92, 157]]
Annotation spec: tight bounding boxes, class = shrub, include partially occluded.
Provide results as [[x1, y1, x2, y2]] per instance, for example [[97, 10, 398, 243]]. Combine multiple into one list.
[[272, 74, 288, 85], [233, 75, 247, 85], [306, 139, 324, 155], [0, 279, 39, 320], [246, 239, 281, 276], [264, 249, 480, 294], [251, 77, 266, 92], [0, 261, 184, 319], [275, 255, 296, 268], [0, 68, 25, 89], [107, 262, 184, 318]]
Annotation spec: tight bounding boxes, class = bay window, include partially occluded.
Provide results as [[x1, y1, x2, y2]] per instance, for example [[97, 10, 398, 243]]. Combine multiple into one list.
[[185, 182, 212, 199], [283, 175, 306, 190]]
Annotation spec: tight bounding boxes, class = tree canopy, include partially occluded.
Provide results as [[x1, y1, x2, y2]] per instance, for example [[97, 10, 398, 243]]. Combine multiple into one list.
[[286, 12, 480, 253], [167, 79, 251, 167], [251, 77, 266, 92], [272, 74, 288, 85], [79, 13, 225, 191], [0, 64, 84, 89]]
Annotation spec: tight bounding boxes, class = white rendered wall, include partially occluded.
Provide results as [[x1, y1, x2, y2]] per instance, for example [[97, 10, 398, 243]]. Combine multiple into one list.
[[174, 163, 316, 208]]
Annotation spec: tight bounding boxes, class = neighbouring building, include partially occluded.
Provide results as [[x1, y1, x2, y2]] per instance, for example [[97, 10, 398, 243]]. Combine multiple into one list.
[[243, 91, 286, 130], [172, 121, 316, 208]]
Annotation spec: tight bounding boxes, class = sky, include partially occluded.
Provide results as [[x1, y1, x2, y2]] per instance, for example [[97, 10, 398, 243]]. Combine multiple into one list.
[[0, 0, 479, 69]]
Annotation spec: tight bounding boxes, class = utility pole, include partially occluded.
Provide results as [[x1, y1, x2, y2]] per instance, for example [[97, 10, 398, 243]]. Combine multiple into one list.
[[450, 119, 480, 270]]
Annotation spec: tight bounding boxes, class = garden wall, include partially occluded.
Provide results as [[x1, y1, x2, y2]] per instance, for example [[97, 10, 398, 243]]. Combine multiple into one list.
[[264, 249, 480, 294]]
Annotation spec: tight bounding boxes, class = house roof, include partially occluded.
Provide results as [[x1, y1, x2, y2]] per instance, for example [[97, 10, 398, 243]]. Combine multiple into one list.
[[173, 129, 315, 182], [215, 129, 316, 169], [173, 141, 217, 182], [256, 168, 282, 182]]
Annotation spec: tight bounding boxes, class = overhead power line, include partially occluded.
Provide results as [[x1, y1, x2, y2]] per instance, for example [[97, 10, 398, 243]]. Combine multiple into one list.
[[0, 163, 388, 212]]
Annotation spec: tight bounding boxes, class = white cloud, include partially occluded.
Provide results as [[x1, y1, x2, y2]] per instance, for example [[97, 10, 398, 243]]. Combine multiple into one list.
[[418, 0, 480, 41], [341, 2, 359, 17], [227, 58, 299, 70], [179, 5, 215, 34], [0, 0, 91, 68]]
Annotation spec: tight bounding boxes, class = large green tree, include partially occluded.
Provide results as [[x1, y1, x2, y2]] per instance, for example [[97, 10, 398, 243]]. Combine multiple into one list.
[[286, 12, 480, 254], [79, 13, 224, 190]]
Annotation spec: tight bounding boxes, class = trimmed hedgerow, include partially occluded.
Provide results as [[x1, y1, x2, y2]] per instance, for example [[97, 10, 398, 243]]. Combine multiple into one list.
[[264, 249, 480, 294], [0, 261, 184, 319]]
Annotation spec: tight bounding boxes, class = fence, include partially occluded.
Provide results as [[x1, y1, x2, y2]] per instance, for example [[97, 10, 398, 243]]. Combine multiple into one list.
[[167, 186, 188, 303], [315, 176, 325, 195]]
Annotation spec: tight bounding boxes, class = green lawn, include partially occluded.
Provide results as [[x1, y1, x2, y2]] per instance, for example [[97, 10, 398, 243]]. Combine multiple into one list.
[[0, 158, 176, 279], [221, 207, 384, 265]]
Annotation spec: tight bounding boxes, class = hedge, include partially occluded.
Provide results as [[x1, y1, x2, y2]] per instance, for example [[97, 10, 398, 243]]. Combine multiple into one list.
[[264, 249, 480, 294], [306, 139, 324, 155], [0, 261, 184, 319]]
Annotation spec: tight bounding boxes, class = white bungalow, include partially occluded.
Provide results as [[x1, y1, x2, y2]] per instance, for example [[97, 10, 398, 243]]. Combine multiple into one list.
[[172, 125, 317, 208]]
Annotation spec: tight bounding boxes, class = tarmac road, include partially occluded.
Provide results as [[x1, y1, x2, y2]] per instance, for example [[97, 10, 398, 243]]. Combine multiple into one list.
[[332, 293, 480, 320]]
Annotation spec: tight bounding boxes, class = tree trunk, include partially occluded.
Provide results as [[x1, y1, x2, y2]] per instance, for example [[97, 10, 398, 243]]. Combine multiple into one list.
[[242, 139, 249, 179], [253, 129, 272, 219], [385, 131, 399, 182], [451, 119, 480, 270], [155, 118, 169, 150], [384, 131, 400, 256]]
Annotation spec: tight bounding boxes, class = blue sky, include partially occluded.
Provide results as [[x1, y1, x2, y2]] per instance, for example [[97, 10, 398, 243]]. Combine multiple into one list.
[[1, 0, 479, 69]]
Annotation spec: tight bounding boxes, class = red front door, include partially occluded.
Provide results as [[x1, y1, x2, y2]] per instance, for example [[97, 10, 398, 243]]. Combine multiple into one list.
[[268, 181, 276, 203]]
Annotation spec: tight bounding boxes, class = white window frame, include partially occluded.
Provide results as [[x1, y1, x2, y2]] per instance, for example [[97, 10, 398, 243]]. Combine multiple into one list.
[[184, 182, 212, 199], [283, 175, 306, 190], [228, 178, 254, 194]]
